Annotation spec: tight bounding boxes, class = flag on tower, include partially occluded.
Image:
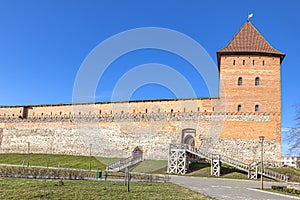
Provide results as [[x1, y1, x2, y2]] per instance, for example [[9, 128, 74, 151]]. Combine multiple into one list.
[[248, 13, 254, 20]]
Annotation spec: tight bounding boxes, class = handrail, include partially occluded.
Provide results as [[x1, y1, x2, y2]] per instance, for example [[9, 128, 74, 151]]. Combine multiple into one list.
[[106, 154, 143, 172], [170, 143, 288, 181]]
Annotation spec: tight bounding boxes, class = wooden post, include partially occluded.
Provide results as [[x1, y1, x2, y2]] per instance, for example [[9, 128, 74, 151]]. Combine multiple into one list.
[[259, 136, 264, 190], [124, 167, 128, 186], [27, 142, 30, 167], [89, 144, 92, 170], [127, 171, 130, 192]]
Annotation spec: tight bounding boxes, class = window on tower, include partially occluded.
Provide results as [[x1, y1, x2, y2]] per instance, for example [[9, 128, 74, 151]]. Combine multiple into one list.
[[237, 105, 242, 112], [238, 77, 243, 86], [255, 77, 260, 86], [252, 60, 255, 66], [233, 60, 236, 65], [255, 105, 259, 112], [243, 60, 245, 65]]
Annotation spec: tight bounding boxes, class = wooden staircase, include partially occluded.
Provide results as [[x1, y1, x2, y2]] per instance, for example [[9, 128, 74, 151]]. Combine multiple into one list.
[[106, 154, 143, 172], [167, 144, 288, 182]]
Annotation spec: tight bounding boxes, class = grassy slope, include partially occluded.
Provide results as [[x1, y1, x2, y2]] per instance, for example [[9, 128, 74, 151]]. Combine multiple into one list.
[[270, 167, 300, 182], [131, 160, 168, 173], [187, 163, 248, 179], [0, 178, 214, 200], [0, 153, 105, 170]]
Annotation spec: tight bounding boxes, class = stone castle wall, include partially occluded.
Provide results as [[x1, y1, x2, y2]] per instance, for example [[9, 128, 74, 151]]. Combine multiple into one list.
[[0, 105, 281, 163]]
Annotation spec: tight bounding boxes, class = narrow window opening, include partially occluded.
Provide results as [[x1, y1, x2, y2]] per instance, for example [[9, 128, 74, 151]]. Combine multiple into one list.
[[171, 109, 173, 113], [212, 107, 215, 112], [41, 113, 43, 116], [237, 105, 242, 112], [99, 110, 102, 114], [252, 60, 255, 66], [110, 110, 112, 114], [145, 109, 147, 113], [197, 107, 200, 112], [133, 109, 135, 113], [243, 60, 245, 65], [255, 105, 259, 112], [262, 60, 265, 66], [60, 112, 62, 115], [255, 77, 260, 86], [79, 112, 81, 115], [121, 111, 124, 114], [233, 60, 236, 65], [238, 77, 243, 86], [183, 107, 186, 112]]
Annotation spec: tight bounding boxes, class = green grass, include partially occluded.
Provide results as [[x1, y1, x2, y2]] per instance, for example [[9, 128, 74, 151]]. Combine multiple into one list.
[[187, 162, 276, 181], [131, 160, 168, 173], [0, 178, 214, 200], [187, 163, 211, 177], [96, 157, 122, 166], [0, 153, 105, 170], [270, 167, 300, 182]]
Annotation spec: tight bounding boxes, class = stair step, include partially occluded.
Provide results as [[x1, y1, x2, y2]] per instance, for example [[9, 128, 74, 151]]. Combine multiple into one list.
[[168, 143, 288, 181]]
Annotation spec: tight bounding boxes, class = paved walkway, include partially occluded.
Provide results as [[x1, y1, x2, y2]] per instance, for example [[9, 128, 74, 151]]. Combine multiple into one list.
[[170, 176, 300, 200]]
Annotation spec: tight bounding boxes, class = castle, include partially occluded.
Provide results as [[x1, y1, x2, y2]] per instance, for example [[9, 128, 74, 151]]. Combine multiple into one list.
[[0, 21, 285, 163]]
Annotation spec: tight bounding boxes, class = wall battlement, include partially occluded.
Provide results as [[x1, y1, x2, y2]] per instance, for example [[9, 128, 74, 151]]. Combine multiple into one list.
[[0, 111, 276, 123]]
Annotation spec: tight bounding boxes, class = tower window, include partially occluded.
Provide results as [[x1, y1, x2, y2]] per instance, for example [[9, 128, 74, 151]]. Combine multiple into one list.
[[238, 77, 243, 86], [233, 60, 236, 65], [243, 60, 245, 65], [237, 105, 242, 112], [252, 60, 255, 66], [171, 109, 173, 113], [255, 77, 260, 86], [145, 109, 148, 113], [255, 105, 259, 112], [262, 60, 265, 66]]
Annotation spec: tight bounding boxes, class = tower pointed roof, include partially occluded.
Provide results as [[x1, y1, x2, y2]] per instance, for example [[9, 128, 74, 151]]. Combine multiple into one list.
[[217, 21, 285, 62]]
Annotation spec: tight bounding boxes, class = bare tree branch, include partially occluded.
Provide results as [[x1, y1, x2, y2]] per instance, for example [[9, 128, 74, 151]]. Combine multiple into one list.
[[287, 104, 300, 155]]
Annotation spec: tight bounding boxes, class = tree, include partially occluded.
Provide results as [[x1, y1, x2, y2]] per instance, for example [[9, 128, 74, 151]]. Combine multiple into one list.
[[287, 105, 300, 155]]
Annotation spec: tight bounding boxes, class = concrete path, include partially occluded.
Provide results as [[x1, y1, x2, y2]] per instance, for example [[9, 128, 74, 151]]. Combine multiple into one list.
[[170, 176, 300, 200]]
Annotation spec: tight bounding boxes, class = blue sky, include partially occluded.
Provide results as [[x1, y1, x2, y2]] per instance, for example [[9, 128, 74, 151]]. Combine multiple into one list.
[[0, 1, 299, 154]]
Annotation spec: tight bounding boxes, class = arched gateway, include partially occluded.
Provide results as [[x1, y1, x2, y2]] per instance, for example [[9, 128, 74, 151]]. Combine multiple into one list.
[[181, 128, 196, 147]]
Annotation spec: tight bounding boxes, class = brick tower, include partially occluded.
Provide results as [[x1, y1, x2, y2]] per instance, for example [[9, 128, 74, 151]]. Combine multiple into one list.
[[216, 21, 285, 161], [217, 20, 285, 114]]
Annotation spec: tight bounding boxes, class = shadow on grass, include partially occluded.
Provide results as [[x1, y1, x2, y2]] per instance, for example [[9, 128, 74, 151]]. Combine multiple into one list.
[[186, 162, 249, 179]]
